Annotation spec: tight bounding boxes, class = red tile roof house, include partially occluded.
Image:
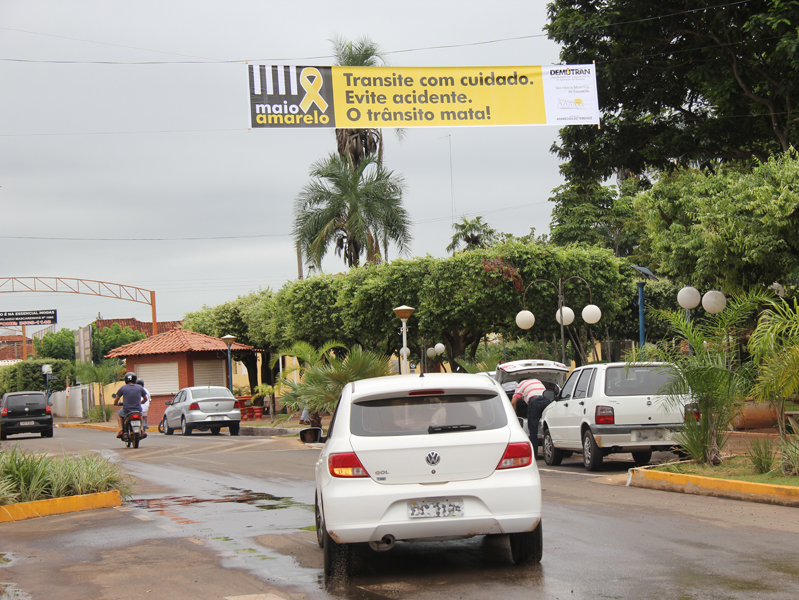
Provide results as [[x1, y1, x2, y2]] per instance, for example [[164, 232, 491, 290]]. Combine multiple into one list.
[[105, 328, 256, 427]]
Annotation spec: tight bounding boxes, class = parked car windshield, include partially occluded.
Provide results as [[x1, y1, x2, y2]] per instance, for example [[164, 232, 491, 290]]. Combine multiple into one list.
[[5, 394, 46, 408], [604, 366, 675, 396], [350, 393, 508, 437], [191, 387, 235, 399]]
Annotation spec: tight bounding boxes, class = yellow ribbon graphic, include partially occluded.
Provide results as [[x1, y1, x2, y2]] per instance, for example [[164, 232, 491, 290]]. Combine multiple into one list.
[[299, 67, 328, 113]]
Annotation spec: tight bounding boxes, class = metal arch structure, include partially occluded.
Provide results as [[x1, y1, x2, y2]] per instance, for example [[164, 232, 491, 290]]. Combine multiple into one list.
[[0, 278, 158, 358]]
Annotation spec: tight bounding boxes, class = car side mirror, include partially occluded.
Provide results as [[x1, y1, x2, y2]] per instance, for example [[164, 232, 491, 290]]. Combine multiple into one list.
[[542, 389, 555, 401], [299, 427, 325, 444], [111, 393, 117, 399], [164, 400, 172, 406]]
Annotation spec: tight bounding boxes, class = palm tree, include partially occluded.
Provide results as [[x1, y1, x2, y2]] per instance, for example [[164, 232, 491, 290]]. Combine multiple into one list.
[[446, 216, 497, 253], [278, 345, 393, 426], [294, 153, 410, 269], [74, 360, 124, 422], [331, 35, 386, 169], [749, 297, 799, 438]]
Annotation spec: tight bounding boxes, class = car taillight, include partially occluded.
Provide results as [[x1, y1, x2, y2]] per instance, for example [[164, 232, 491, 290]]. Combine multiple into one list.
[[685, 403, 700, 421], [234, 399, 245, 409], [595, 406, 615, 425], [45, 405, 52, 414], [329, 453, 369, 478], [189, 402, 200, 410], [1, 407, 6, 417], [496, 442, 533, 469]]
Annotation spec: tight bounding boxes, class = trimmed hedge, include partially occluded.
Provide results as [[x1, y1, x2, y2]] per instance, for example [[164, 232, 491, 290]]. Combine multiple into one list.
[[0, 358, 73, 397]]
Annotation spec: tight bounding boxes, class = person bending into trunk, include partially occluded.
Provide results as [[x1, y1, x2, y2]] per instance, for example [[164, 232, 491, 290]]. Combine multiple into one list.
[[113, 372, 147, 439], [511, 378, 550, 459]]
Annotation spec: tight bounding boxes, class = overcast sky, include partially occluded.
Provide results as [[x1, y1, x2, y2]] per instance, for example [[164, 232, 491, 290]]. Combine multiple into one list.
[[1, 0, 567, 335]]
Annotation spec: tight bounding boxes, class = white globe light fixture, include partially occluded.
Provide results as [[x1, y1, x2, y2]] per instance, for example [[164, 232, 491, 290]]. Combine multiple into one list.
[[515, 310, 535, 330], [555, 306, 575, 326], [434, 342, 445, 355], [399, 347, 410, 359], [678, 286, 702, 310], [582, 304, 602, 325], [702, 290, 727, 314], [426, 347, 436, 359]]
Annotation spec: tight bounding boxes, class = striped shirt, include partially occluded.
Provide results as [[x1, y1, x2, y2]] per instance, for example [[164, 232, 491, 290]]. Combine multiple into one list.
[[512, 379, 547, 405]]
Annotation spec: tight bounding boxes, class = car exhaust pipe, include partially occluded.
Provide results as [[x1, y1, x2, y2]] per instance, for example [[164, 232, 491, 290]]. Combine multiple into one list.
[[369, 534, 396, 552]]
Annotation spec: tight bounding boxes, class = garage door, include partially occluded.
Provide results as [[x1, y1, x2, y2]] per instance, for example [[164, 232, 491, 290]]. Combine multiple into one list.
[[193, 359, 226, 387], [136, 362, 179, 395]]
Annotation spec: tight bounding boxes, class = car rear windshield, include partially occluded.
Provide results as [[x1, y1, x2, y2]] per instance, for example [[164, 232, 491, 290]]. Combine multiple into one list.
[[191, 388, 234, 399], [604, 366, 675, 396], [350, 393, 508, 437], [5, 394, 46, 409]]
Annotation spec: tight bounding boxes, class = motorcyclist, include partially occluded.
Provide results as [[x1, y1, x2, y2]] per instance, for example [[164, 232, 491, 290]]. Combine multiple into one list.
[[137, 378, 151, 433], [114, 372, 147, 439]]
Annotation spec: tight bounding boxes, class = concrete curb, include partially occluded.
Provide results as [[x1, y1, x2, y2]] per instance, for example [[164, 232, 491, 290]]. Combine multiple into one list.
[[0, 490, 122, 523], [627, 467, 799, 507], [56, 423, 116, 431], [55, 422, 300, 437]]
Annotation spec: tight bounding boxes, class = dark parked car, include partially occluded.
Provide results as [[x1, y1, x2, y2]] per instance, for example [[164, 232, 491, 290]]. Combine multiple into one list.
[[0, 391, 54, 440]]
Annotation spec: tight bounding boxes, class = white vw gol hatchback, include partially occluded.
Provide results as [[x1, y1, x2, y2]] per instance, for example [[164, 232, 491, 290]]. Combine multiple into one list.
[[304, 372, 543, 577]]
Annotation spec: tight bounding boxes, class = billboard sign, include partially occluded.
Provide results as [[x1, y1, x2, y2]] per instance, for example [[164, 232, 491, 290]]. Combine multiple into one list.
[[248, 64, 600, 129], [74, 325, 92, 363], [0, 310, 57, 327]]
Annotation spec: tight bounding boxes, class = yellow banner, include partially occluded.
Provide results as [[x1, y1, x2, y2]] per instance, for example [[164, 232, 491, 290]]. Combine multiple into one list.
[[248, 64, 599, 129], [331, 66, 545, 128]]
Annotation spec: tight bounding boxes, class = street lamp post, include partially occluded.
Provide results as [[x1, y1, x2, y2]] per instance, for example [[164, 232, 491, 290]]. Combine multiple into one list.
[[631, 266, 659, 349], [220, 335, 237, 392], [393, 305, 415, 375], [516, 277, 601, 365]]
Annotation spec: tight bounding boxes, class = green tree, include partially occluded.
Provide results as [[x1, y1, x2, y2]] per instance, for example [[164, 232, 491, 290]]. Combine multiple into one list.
[[446, 216, 497, 253], [294, 153, 410, 268], [93, 323, 146, 364], [549, 179, 642, 257], [546, 0, 799, 185], [33, 329, 76, 361], [633, 153, 799, 289], [0, 359, 73, 397]]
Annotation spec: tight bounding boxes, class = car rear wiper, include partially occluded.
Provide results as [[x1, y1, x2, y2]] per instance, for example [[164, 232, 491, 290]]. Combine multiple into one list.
[[428, 424, 477, 433]]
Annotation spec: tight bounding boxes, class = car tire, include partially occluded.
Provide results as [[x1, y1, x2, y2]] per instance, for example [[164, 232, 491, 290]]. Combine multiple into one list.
[[41, 427, 54, 438], [632, 450, 652, 466], [582, 430, 603, 471], [210, 427, 221, 435], [323, 520, 352, 579], [163, 417, 174, 435], [181, 418, 192, 436], [509, 520, 543, 565], [228, 423, 240, 436], [315, 493, 325, 548], [0, 431, 7, 441], [158, 417, 165, 434], [543, 430, 563, 466]]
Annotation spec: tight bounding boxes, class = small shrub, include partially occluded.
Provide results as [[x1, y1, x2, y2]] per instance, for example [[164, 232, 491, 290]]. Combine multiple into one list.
[[780, 436, 799, 476], [747, 436, 777, 474], [0, 447, 132, 503], [87, 405, 114, 423]]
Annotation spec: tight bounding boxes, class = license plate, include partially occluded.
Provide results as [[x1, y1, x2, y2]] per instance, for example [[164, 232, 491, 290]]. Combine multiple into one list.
[[633, 429, 666, 442], [20, 421, 34, 426], [131, 422, 141, 430], [408, 498, 464, 519]]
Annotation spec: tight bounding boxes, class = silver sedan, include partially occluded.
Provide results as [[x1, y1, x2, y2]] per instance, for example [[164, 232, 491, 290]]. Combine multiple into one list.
[[162, 386, 241, 436]]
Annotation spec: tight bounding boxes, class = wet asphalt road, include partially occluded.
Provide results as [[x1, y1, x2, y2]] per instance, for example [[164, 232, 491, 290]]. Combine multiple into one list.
[[2, 427, 799, 600]]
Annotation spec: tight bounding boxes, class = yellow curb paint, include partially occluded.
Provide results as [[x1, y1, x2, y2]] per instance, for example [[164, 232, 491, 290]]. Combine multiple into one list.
[[56, 423, 117, 431], [628, 468, 799, 507], [0, 490, 121, 523]]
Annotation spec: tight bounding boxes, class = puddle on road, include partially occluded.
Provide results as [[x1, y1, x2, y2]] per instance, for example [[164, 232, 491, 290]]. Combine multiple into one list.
[[128, 487, 308, 512]]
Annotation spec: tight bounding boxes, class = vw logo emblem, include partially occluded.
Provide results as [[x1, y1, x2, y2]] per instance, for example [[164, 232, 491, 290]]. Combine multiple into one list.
[[426, 451, 440, 466]]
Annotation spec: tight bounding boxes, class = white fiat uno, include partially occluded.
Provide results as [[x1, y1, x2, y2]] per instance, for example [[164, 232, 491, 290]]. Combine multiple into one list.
[[305, 372, 543, 578]]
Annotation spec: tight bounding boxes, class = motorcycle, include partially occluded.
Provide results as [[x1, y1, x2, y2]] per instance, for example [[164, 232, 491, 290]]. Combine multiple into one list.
[[120, 410, 145, 448]]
